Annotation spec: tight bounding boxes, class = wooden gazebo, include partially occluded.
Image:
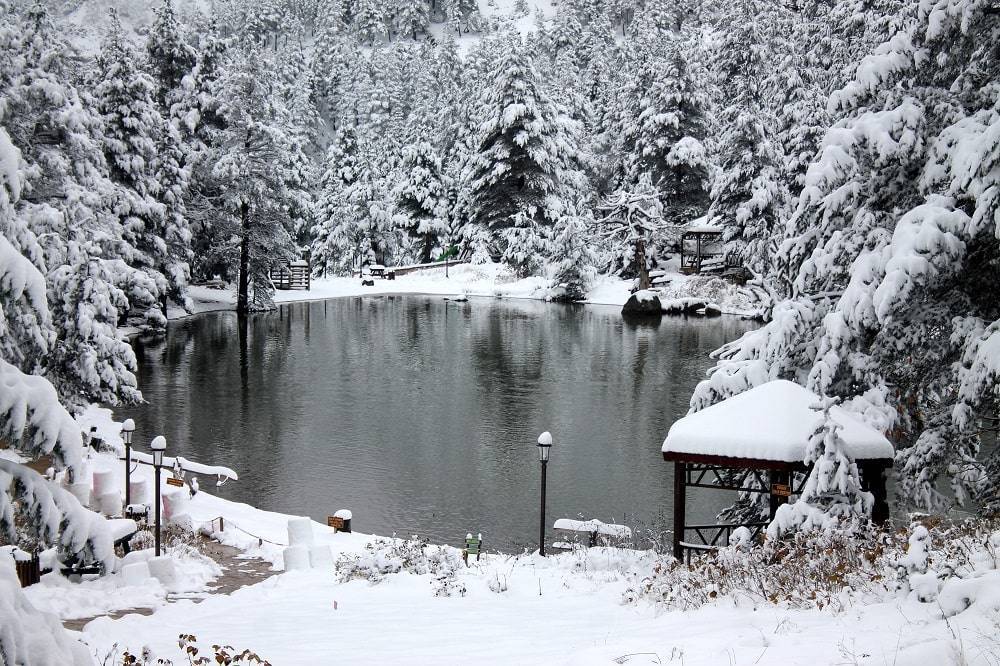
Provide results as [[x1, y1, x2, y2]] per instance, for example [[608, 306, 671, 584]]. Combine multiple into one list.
[[662, 380, 893, 561], [679, 217, 724, 275]]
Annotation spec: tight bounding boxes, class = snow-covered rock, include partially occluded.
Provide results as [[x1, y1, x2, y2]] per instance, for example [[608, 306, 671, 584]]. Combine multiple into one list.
[[621, 290, 662, 317]]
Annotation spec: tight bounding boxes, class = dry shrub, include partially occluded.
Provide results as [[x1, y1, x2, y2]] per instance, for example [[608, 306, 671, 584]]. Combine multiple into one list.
[[623, 514, 1000, 613]]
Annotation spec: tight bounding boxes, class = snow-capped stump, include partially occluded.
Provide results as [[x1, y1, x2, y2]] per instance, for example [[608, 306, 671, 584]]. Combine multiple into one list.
[[282, 546, 310, 572], [287, 517, 314, 546], [621, 289, 662, 317], [661, 380, 894, 561], [147, 555, 177, 586]]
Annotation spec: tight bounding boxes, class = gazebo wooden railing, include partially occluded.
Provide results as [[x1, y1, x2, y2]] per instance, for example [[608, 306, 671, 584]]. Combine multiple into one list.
[[271, 259, 311, 290]]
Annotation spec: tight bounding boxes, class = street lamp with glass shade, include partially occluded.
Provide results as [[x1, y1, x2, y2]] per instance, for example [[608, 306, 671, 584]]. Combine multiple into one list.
[[121, 419, 135, 505], [150, 435, 166, 556], [537, 431, 552, 556]]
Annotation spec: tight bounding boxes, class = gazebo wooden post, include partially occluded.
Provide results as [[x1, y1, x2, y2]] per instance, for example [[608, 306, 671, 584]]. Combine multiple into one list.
[[860, 461, 890, 523], [768, 468, 791, 519], [672, 461, 686, 560]]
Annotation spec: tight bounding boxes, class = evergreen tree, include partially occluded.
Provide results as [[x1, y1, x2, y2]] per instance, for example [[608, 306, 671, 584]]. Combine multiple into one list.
[[706, 0, 787, 276], [212, 42, 295, 313], [395, 0, 429, 40], [621, 36, 709, 228], [311, 126, 361, 275], [465, 36, 588, 271], [146, 0, 197, 111], [550, 213, 596, 302], [392, 140, 449, 263], [769, 396, 873, 536], [93, 10, 171, 326]]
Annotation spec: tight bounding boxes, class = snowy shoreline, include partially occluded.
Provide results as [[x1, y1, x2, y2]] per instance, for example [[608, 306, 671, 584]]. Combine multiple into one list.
[[140, 261, 759, 337]]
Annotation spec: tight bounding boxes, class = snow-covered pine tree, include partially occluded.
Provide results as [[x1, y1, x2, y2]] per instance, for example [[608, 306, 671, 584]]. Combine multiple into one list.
[[0, 3, 145, 409], [355, 0, 389, 44], [212, 41, 295, 313], [549, 213, 596, 302], [172, 17, 229, 283], [392, 140, 450, 263], [620, 34, 709, 229], [706, 0, 787, 276], [146, 0, 197, 111], [464, 35, 588, 273], [769, 396, 873, 536], [692, 0, 1000, 515], [395, 0, 430, 40], [311, 126, 361, 275], [45, 241, 141, 408], [0, 104, 114, 665], [93, 10, 171, 327]]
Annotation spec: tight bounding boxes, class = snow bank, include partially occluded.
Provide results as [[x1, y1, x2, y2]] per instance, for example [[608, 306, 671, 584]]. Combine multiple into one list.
[[0, 553, 92, 665]]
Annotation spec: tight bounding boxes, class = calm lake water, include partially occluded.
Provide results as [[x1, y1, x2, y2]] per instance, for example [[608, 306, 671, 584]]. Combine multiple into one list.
[[124, 295, 755, 550]]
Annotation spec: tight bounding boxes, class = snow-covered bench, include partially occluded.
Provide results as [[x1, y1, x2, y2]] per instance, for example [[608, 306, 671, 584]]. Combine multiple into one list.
[[552, 519, 632, 549], [60, 518, 137, 578]]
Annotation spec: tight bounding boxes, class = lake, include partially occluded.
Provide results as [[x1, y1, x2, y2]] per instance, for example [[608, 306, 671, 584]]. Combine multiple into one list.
[[125, 295, 755, 551]]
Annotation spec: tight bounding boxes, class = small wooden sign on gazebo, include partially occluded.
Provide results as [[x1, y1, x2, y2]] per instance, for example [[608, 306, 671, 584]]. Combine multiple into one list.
[[661, 380, 894, 561]]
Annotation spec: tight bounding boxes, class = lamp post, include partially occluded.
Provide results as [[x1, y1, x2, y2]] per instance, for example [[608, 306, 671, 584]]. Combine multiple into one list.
[[121, 419, 135, 506], [150, 436, 166, 556], [537, 431, 552, 557]]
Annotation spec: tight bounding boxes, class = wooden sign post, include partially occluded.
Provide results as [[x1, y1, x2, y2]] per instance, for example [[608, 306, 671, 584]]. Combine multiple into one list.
[[166, 477, 185, 488], [770, 483, 791, 497], [327, 516, 345, 531]]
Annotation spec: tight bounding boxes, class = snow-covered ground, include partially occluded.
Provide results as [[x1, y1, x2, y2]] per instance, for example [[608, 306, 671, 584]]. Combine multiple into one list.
[[30, 409, 1000, 665]]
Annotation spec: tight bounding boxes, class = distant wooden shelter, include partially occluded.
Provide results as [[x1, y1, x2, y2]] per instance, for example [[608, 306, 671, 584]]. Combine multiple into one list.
[[662, 380, 893, 561], [680, 217, 725, 275], [271, 259, 311, 290]]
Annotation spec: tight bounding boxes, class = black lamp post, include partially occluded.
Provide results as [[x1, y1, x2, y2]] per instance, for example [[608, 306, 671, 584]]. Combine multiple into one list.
[[537, 431, 552, 556], [121, 419, 135, 506], [150, 435, 166, 556]]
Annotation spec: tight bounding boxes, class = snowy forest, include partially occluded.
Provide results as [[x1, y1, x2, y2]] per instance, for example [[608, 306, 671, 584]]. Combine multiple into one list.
[[2, 0, 1000, 650]]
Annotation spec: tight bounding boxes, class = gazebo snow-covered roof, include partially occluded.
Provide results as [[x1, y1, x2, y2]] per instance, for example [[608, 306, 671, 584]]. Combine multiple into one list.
[[680, 216, 725, 275], [684, 215, 724, 235], [662, 380, 893, 561], [662, 380, 894, 463]]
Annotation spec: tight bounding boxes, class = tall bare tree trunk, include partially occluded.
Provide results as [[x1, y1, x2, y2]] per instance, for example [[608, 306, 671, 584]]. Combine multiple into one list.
[[237, 202, 250, 315]]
